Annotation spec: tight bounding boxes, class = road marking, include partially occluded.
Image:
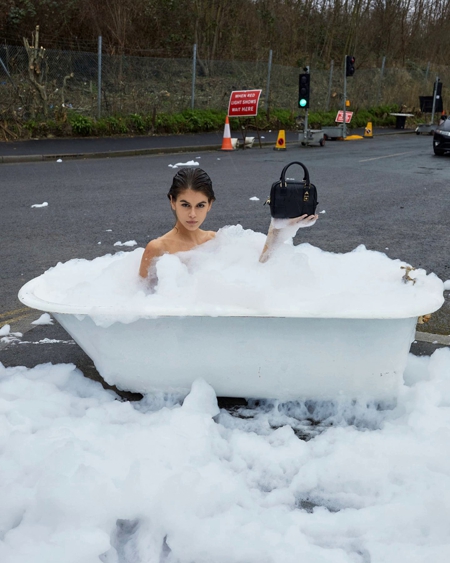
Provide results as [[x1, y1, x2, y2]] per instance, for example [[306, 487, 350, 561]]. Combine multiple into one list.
[[0, 307, 30, 319], [359, 151, 415, 162], [1, 314, 34, 329], [0, 308, 35, 329]]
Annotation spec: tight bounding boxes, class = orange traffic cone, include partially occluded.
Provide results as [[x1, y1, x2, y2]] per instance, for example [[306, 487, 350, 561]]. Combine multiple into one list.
[[274, 130, 286, 150], [221, 116, 234, 150]]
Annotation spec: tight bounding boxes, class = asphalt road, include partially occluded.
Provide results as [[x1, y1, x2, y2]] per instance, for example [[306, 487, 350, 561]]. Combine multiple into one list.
[[1, 133, 449, 384]]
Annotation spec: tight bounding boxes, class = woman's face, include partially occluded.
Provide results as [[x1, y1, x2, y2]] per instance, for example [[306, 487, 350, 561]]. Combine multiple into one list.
[[170, 188, 212, 231]]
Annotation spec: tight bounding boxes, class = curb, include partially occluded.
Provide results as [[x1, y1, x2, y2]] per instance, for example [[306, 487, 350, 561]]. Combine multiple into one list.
[[0, 140, 286, 164], [0, 143, 222, 164], [0, 130, 417, 164], [415, 330, 450, 346]]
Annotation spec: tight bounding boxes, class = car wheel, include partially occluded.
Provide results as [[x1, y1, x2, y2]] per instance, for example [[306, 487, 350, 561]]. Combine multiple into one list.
[[433, 145, 444, 156]]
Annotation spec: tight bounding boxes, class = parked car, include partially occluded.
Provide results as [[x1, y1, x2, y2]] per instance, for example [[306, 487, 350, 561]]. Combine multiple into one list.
[[433, 117, 450, 155]]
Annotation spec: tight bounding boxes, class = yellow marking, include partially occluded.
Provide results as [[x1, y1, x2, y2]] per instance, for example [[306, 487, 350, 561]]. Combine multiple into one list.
[[0, 307, 30, 319], [0, 312, 35, 328]]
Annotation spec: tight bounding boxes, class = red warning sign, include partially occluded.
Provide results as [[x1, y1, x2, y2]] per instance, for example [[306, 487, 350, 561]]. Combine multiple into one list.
[[228, 90, 262, 117], [335, 110, 353, 123]]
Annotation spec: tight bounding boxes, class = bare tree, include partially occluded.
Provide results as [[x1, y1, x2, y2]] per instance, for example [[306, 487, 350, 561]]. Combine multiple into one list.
[[23, 25, 48, 117]]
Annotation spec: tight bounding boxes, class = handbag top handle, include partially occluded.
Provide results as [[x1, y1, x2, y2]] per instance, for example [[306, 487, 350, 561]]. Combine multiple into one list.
[[279, 161, 310, 187]]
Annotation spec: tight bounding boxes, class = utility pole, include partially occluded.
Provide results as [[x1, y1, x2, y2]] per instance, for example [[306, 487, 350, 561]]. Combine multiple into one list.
[[343, 60, 347, 138], [98, 36, 102, 119], [343, 55, 355, 138]]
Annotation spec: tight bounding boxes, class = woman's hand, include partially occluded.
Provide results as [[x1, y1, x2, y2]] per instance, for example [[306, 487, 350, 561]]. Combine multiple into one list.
[[272, 214, 319, 229], [259, 214, 319, 263], [270, 214, 319, 240]]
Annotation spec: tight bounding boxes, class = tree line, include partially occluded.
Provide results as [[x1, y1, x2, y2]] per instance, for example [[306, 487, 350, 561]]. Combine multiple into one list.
[[1, 0, 449, 68]]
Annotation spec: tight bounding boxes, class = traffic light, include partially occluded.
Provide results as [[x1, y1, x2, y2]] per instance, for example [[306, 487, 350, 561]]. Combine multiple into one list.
[[298, 73, 310, 108], [346, 55, 356, 77]]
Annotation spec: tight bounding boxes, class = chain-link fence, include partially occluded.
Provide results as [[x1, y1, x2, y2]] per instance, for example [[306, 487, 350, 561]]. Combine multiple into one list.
[[1, 42, 449, 120]]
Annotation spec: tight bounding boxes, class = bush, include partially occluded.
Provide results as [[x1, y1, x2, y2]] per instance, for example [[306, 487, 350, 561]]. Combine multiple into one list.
[[104, 116, 128, 135], [8, 105, 414, 140], [269, 109, 296, 128], [180, 110, 224, 133], [307, 111, 336, 127], [128, 113, 146, 133], [69, 114, 94, 136]]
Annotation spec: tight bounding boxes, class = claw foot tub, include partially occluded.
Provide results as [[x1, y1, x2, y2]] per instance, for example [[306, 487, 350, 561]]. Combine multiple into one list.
[[18, 231, 445, 401]]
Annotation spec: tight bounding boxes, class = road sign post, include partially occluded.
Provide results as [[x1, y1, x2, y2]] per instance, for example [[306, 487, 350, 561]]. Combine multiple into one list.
[[228, 90, 263, 148]]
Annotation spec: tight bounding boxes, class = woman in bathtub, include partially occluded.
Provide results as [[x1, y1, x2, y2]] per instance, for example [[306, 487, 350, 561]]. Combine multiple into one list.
[[139, 167, 318, 279]]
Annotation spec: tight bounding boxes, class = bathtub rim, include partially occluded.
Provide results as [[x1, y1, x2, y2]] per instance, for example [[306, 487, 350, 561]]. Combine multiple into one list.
[[18, 275, 442, 321]]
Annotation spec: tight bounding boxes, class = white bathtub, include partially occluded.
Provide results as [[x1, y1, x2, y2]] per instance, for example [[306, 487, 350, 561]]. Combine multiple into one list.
[[18, 276, 421, 401]]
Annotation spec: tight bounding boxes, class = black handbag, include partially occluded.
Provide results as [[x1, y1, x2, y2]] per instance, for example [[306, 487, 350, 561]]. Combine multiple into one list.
[[268, 161, 318, 219]]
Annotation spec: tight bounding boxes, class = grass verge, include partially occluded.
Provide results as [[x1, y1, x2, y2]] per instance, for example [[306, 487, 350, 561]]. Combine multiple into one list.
[[2, 105, 410, 140]]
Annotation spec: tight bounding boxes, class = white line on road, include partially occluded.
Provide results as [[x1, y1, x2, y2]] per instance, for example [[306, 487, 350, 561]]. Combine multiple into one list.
[[359, 151, 416, 162]]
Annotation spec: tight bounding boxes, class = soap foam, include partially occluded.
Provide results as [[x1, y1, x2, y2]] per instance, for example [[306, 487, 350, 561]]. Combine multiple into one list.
[[29, 225, 444, 326], [1, 348, 450, 562]]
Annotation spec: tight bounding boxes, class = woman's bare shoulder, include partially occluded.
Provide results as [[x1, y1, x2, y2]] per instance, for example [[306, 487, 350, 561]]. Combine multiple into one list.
[[140, 237, 168, 278], [143, 237, 169, 257], [145, 237, 163, 250]]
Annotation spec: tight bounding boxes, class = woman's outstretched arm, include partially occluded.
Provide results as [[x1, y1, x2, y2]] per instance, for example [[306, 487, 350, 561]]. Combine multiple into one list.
[[259, 214, 318, 263]]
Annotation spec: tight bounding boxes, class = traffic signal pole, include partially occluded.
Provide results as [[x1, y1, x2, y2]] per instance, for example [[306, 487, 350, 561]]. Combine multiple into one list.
[[298, 70, 311, 143], [431, 76, 439, 125], [296, 68, 325, 146], [303, 108, 309, 143], [343, 59, 347, 139], [303, 68, 309, 143], [343, 55, 355, 138], [415, 75, 442, 134]]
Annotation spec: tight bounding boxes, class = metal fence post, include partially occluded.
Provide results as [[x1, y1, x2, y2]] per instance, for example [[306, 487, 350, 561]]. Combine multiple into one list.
[[191, 44, 197, 110], [97, 36, 102, 119], [377, 56, 386, 106], [265, 49, 273, 112], [326, 60, 334, 111], [425, 62, 430, 82], [0, 56, 18, 92]]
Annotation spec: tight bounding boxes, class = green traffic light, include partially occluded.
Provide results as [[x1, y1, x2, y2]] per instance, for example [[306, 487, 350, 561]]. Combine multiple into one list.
[[299, 99, 307, 107]]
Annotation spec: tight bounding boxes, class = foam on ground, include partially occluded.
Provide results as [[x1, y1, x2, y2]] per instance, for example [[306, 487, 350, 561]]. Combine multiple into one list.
[[1, 349, 450, 562]]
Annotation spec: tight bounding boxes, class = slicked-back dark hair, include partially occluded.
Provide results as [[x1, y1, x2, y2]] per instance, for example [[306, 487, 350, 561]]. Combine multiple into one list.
[[167, 168, 216, 202]]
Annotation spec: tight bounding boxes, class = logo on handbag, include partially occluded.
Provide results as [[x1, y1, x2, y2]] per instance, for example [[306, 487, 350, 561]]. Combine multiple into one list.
[[268, 162, 318, 219]]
